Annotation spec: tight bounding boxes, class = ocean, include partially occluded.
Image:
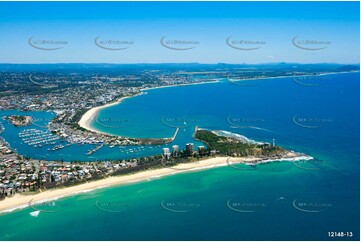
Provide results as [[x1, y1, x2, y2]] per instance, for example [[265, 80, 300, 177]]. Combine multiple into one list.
[[0, 72, 359, 240]]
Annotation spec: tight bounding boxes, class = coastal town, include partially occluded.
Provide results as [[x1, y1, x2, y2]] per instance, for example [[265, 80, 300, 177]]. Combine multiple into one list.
[[0, 122, 304, 200], [0, 1, 358, 240], [0, 133, 205, 199], [0, 69, 211, 146], [0, 63, 356, 200], [0, 64, 358, 148]]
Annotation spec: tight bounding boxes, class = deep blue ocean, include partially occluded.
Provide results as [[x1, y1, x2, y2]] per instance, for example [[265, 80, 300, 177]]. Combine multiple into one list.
[[0, 72, 359, 240]]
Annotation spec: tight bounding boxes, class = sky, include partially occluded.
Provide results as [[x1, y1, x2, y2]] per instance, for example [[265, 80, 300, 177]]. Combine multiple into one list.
[[0, 1, 359, 64]]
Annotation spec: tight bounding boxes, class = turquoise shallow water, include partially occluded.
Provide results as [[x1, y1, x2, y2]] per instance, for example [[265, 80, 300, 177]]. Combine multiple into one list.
[[0, 73, 359, 240]]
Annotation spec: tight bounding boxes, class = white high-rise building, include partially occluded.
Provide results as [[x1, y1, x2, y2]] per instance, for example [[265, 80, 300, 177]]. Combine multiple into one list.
[[163, 147, 171, 158]]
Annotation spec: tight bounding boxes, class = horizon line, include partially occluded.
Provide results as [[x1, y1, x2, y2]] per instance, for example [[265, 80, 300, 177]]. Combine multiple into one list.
[[0, 62, 359, 65]]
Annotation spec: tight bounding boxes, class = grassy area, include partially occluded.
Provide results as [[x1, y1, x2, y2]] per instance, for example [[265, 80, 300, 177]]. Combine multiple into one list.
[[195, 129, 284, 157]]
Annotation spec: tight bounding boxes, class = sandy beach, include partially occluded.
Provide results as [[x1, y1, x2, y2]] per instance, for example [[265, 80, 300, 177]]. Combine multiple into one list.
[[0, 156, 229, 213], [78, 94, 142, 134], [0, 153, 311, 214], [78, 80, 221, 134], [78, 71, 352, 135]]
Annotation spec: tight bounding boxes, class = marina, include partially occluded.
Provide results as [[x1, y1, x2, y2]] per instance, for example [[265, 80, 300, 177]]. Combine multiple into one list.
[[0, 1, 359, 240], [0, 71, 358, 241], [47, 143, 72, 151], [18, 128, 60, 148]]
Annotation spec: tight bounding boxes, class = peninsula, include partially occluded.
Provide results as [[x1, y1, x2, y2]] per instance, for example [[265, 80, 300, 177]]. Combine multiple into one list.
[[0, 127, 311, 213], [0, 63, 353, 213]]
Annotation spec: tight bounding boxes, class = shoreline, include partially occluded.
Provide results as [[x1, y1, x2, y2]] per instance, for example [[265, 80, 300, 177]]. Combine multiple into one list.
[[78, 71, 357, 136], [0, 154, 312, 214], [78, 79, 221, 135], [226, 70, 359, 82], [78, 93, 145, 134]]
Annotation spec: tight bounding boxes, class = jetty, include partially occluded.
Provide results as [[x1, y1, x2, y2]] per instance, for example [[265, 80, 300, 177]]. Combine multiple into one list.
[[86, 144, 104, 155]]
